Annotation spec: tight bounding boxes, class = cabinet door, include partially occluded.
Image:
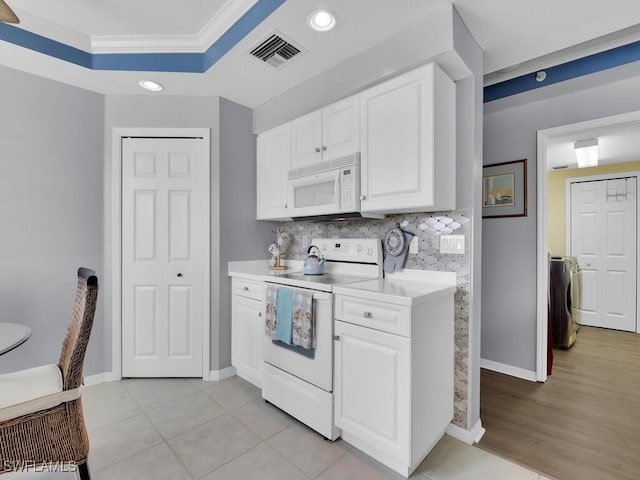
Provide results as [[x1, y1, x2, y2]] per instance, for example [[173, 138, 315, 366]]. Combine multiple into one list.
[[334, 320, 410, 463], [360, 64, 454, 213], [291, 110, 322, 167], [231, 294, 263, 387], [257, 123, 292, 220], [322, 95, 359, 161]]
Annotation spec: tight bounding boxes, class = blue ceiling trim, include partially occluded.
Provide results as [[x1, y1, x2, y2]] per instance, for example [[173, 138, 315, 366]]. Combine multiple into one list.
[[484, 39, 640, 103], [203, 0, 287, 70], [0, 21, 92, 68], [91, 52, 204, 72], [0, 0, 286, 73]]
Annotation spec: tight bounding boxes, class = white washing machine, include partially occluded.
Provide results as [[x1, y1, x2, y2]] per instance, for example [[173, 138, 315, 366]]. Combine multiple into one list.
[[549, 256, 581, 348]]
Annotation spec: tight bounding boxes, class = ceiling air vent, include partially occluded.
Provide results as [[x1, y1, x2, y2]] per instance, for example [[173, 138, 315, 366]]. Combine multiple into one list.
[[249, 32, 303, 69]]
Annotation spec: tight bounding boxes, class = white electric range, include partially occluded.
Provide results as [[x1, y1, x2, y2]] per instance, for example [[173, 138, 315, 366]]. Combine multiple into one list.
[[261, 238, 382, 440]]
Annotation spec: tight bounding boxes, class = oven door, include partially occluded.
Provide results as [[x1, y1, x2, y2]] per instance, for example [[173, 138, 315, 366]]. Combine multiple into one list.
[[262, 287, 333, 392], [288, 168, 341, 218]]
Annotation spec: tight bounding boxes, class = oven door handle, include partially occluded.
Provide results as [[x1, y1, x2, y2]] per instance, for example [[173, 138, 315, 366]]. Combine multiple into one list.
[[263, 283, 333, 302]]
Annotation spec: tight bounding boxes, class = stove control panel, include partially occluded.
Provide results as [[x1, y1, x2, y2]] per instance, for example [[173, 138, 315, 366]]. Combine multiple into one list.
[[312, 238, 382, 265]]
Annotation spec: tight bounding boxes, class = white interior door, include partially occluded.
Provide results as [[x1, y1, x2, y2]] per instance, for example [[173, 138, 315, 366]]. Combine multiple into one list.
[[570, 177, 637, 332], [122, 137, 208, 377]]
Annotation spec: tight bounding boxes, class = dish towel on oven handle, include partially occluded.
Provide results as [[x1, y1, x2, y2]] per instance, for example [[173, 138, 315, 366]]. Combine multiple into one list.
[[292, 288, 314, 349], [274, 287, 294, 344], [265, 285, 278, 337]]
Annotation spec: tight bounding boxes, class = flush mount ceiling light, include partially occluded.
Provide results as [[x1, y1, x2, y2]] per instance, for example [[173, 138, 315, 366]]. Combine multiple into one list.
[[574, 138, 599, 168], [138, 80, 163, 92], [307, 9, 337, 32]]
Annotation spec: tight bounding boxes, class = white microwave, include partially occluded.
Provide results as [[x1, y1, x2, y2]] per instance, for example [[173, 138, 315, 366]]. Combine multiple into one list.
[[287, 154, 381, 220]]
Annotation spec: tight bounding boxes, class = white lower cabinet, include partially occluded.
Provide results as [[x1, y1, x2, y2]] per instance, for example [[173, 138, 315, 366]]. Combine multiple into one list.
[[334, 289, 454, 477], [231, 278, 264, 387], [334, 321, 411, 462]]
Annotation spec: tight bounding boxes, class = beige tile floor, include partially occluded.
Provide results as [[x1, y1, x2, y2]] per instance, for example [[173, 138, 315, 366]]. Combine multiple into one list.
[[4, 377, 551, 480]]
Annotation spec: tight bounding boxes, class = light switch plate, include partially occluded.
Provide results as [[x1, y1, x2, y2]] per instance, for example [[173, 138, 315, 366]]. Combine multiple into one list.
[[409, 236, 419, 254], [440, 234, 465, 254]]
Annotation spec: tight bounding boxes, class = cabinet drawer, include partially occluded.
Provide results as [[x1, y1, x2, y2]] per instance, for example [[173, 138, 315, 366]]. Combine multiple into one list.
[[335, 295, 411, 337], [232, 277, 264, 301]]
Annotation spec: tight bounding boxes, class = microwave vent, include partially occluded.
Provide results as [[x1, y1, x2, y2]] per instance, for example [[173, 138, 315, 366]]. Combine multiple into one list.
[[249, 32, 303, 69], [288, 153, 360, 180]]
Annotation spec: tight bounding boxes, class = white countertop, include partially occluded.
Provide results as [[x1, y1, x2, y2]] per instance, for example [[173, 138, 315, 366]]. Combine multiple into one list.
[[228, 259, 304, 280], [229, 260, 456, 306], [333, 270, 456, 306]]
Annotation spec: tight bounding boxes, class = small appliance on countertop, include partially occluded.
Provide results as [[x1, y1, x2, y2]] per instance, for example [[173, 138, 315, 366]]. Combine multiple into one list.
[[303, 245, 326, 275]]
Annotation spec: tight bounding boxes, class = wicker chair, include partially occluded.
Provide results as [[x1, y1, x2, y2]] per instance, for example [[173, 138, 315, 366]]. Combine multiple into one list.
[[0, 268, 98, 480]]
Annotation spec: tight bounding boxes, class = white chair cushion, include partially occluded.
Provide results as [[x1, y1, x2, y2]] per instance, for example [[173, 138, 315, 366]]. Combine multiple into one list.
[[0, 364, 63, 409]]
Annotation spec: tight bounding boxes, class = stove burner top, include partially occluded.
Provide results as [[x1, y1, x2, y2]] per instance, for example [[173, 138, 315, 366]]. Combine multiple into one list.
[[266, 272, 374, 292]]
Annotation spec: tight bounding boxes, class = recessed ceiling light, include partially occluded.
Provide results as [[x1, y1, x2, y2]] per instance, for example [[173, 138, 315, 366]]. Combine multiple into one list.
[[307, 9, 337, 32], [138, 80, 163, 92]]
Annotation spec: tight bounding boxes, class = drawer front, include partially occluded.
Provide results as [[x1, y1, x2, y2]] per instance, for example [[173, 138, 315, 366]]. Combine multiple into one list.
[[335, 295, 411, 337], [232, 277, 264, 300]]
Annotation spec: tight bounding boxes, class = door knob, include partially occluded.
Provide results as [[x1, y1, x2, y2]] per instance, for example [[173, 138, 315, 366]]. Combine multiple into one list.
[[321, 145, 327, 151], [177, 273, 183, 278], [314, 147, 321, 153]]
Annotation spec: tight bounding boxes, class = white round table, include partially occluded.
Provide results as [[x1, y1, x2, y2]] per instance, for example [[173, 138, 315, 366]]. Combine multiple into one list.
[[0, 322, 32, 355]]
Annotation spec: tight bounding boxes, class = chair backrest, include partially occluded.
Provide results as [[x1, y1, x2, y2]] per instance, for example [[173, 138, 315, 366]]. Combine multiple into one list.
[[58, 268, 99, 391]]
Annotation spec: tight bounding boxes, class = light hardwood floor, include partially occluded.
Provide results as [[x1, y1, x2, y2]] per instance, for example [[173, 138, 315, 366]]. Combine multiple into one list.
[[479, 325, 640, 480]]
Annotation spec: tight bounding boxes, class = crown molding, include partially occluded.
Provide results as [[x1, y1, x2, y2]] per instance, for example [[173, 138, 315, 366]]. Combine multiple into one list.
[[90, 0, 259, 54], [90, 34, 204, 53], [12, 0, 259, 54]]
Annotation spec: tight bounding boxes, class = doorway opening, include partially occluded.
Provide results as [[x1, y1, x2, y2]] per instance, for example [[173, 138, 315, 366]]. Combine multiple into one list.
[[537, 111, 640, 381]]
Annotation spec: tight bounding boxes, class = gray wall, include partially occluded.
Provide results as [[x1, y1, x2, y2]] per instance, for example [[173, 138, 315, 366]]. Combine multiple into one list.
[[0, 65, 105, 375], [452, 9, 484, 430], [482, 65, 640, 372], [218, 97, 278, 369]]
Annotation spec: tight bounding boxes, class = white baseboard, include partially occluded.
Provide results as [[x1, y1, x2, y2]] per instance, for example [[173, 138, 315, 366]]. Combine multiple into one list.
[[84, 367, 237, 385], [83, 371, 120, 386], [446, 419, 486, 444], [204, 366, 236, 382], [480, 358, 537, 382]]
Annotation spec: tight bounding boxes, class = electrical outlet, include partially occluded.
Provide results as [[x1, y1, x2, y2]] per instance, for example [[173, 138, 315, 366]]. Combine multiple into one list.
[[302, 235, 309, 250], [440, 234, 465, 254], [409, 236, 419, 254]]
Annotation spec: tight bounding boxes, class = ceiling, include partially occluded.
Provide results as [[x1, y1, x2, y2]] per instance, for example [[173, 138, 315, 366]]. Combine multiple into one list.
[[4, 0, 640, 168], [546, 119, 640, 171], [3, 0, 640, 109]]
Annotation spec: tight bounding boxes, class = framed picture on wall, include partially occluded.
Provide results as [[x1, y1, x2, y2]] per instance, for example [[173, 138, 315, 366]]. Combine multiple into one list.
[[482, 159, 527, 218]]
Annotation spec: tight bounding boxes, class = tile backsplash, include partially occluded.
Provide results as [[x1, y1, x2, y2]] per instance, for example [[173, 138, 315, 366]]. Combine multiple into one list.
[[278, 210, 471, 428]]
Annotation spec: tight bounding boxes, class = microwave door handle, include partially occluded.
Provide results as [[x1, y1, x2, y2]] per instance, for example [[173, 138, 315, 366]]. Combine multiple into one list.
[[335, 170, 341, 206]]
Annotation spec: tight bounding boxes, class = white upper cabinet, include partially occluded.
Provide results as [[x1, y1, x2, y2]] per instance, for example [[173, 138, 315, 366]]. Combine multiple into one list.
[[322, 95, 360, 161], [256, 63, 456, 221], [291, 95, 359, 167], [256, 122, 292, 220], [359, 63, 455, 213], [291, 110, 322, 166]]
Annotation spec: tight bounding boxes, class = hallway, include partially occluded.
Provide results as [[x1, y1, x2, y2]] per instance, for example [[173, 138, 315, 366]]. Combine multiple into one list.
[[480, 326, 640, 480]]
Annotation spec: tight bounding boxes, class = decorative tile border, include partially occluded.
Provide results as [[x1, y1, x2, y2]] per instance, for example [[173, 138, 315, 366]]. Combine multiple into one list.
[[279, 210, 471, 427]]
